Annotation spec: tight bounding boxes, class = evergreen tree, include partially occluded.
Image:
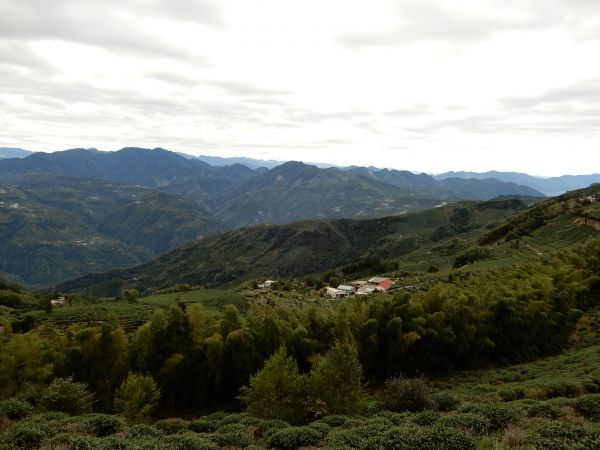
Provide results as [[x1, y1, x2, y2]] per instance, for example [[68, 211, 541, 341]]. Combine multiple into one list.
[[239, 347, 306, 424], [308, 341, 364, 415], [114, 372, 160, 423]]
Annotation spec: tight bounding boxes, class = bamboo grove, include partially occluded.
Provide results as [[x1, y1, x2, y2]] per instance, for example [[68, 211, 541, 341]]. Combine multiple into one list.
[[0, 237, 598, 416]]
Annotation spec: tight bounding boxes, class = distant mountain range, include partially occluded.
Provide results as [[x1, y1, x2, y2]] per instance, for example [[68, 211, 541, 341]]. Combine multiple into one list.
[[0, 147, 33, 158], [345, 166, 544, 200], [435, 170, 600, 196], [3, 147, 598, 196], [0, 147, 545, 225], [177, 152, 285, 169]]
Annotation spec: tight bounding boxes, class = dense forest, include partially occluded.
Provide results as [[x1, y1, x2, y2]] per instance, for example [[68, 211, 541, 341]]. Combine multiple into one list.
[[1, 237, 598, 416]]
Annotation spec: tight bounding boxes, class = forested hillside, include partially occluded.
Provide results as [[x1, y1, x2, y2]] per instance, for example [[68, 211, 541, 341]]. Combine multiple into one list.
[[0, 175, 223, 287], [53, 197, 534, 296]]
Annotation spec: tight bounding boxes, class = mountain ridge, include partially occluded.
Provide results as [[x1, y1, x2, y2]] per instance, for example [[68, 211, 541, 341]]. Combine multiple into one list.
[[435, 170, 600, 196], [0, 148, 546, 229]]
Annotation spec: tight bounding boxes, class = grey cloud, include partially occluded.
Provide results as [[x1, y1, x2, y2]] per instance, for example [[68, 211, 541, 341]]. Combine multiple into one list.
[[0, 0, 208, 62], [208, 80, 291, 98], [419, 108, 600, 137], [1, 63, 285, 135], [0, 41, 58, 72], [146, 0, 225, 27], [281, 107, 372, 124], [386, 105, 432, 116], [1, 66, 188, 118], [338, 1, 566, 49], [502, 79, 600, 109], [147, 72, 200, 86]]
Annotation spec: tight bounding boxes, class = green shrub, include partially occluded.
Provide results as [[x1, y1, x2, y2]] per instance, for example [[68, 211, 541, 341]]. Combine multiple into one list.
[[154, 418, 190, 435], [306, 421, 331, 438], [438, 413, 490, 435], [574, 393, 600, 420], [127, 423, 163, 438], [340, 418, 366, 429], [318, 415, 350, 427], [325, 422, 390, 449], [432, 391, 460, 411], [163, 433, 219, 450], [216, 413, 246, 426], [369, 410, 413, 426], [526, 420, 585, 449], [412, 410, 441, 426], [211, 429, 250, 448], [265, 426, 322, 450], [379, 376, 434, 412], [8, 421, 54, 449], [83, 413, 124, 437], [61, 434, 105, 450], [362, 400, 382, 416], [255, 419, 290, 439], [573, 434, 600, 450], [203, 411, 228, 421], [540, 381, 583, 399], [466, 403, 522, 431], [214, 422, 246, 434], [499, 387, 525, 402], [364, 424, 475, 450], [0, 398, 33, 420], [526, 401, 563, 419], [188, 418, 220, 433], [39, 377, 93, 415]]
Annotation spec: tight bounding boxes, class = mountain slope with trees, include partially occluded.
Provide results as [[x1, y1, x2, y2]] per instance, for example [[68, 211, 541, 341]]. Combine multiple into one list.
[[0, 175, 224, 287], [52, 196, 536, 296]]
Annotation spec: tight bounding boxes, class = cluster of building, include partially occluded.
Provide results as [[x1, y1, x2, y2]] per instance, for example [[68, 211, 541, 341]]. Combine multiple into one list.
[[326, 276, 394, 299]]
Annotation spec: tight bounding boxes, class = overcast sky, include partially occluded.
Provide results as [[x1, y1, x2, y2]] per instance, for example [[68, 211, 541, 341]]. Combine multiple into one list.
[[1, 0, 600, 175]]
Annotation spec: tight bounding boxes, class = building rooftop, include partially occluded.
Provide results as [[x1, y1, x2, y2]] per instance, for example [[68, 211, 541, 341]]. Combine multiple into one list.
[[369, 276, 390, 284]]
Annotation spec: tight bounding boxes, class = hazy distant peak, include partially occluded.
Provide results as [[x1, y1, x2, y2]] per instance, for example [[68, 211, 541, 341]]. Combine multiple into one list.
[[0, 147, 33, 159]]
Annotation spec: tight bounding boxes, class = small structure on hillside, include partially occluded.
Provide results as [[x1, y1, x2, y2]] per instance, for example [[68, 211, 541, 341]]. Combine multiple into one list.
[[258, 280, 276, 289], [368, 276, 390, 285], [351, 280, 367, 288], [326, 287, 349, 299], [50, 296, 66, 307], [357, 285, 377, 296], [337, 284, 356, 294], [375, 279, 394, 291]]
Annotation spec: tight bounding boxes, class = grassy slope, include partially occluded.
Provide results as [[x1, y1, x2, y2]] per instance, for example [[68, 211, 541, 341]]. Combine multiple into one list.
[[16, 288, 247, 332]]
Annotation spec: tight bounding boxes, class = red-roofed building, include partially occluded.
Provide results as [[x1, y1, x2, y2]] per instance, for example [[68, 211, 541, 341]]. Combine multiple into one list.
[[376, 279, 394, 291]]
